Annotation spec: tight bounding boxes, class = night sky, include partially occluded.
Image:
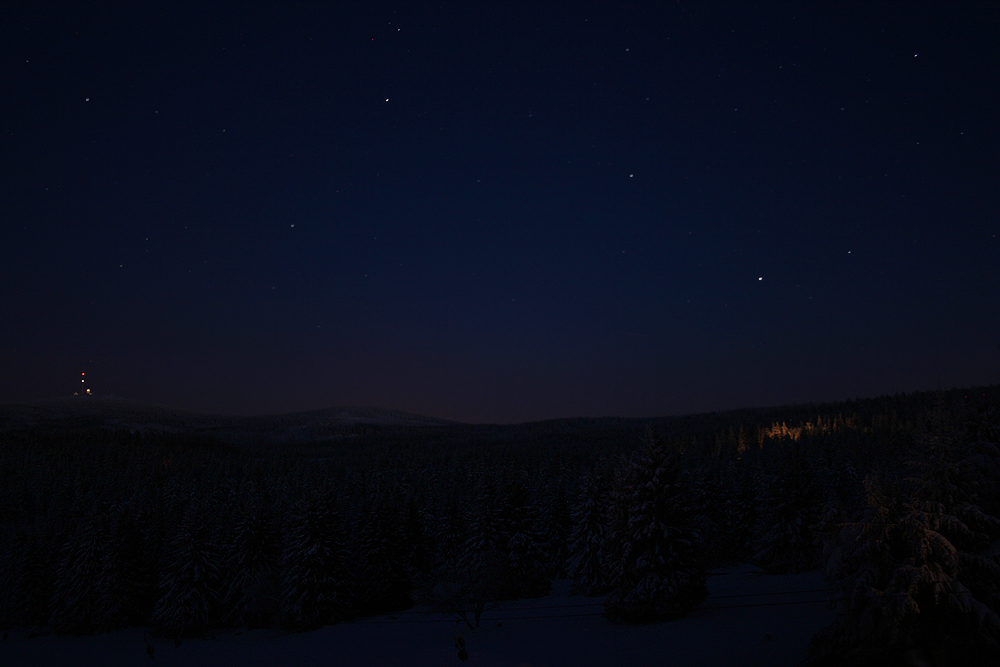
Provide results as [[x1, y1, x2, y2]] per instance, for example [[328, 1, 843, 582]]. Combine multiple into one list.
[[3, 1, 998, 424]]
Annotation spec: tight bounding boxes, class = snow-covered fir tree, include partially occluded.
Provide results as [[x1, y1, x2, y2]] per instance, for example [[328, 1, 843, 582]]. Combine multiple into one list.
[[687, 463, 729, 567], [150, 496, 223, 637], [98, 500, 155, 629], [721, 461, 763, 563], [457, 481, 512, 603], [432, 490, 471, 571], [808, 475, 1000, 666], [602, 430, 708, 623], [279, 490, 354, 630], [753, 442, 824, 573], [221, 495, 281, 629], [822, 458, 863, 511], [420, 492, 497, 630], [356, 499, 413, 615], [540, 481, 575, 578], [498, 480, 552, 599], [49, 503, 110, 634], [568, 472, 611, 595], [402, 496, 433, 578]]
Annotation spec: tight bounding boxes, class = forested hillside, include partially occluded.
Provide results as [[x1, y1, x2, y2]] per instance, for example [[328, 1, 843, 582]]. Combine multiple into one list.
[[2, 386, 998, 664]]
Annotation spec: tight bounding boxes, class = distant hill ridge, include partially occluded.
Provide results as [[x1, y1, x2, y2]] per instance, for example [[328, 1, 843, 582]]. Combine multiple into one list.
[[2, 385, 997, 445], [0, 395, 456, 439]]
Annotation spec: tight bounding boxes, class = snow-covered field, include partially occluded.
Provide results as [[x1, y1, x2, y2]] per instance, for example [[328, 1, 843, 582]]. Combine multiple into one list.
[[2, 565, 837, 667]]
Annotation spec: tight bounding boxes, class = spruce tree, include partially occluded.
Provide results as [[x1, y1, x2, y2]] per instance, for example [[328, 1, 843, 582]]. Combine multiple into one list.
[[222, 499, 281, 629], [279, 491, 354, 630], [568, 473, 611, 595], [602, 430, 708, 623], [457, 482, 512, 604], [723, 462, 762, 563], [49, 505, 110, 634], [99, 500, 154, 629], [402, 496, 433, 578], [356, 500, 413, 615], [540, 482, 574, 578], [808, 476, 1000, 666], [499, 481, 552, 599], [435, 494, 469, 569], [687, 464, 728, 566], [150, 497, 223, 637], [753, 442, 823, 573]]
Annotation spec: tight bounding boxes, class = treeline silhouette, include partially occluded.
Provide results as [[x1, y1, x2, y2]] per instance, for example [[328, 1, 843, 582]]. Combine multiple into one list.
[[1, 386, 998, 664]]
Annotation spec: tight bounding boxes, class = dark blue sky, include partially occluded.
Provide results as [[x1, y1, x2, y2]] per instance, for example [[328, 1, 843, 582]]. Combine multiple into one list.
[[3, 1, 998, 423]]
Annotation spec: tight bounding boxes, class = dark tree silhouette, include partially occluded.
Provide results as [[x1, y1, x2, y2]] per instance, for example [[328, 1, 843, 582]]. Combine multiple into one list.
[[568, 473, 611, 595], [151, 497, 223, 637], [280, 491, 354, 630], [603, 430, 708, 623]]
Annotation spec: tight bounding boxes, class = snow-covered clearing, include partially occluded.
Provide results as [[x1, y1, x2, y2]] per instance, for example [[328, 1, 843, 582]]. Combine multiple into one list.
[[2, 564, 836, 666]]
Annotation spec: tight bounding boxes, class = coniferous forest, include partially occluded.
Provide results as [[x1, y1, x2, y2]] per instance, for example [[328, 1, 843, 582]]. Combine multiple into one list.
[[1, 387, 999, 665]]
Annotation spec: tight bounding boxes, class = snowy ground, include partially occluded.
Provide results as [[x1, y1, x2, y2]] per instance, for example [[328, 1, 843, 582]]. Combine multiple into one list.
[[1, 565, 837, 667]]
